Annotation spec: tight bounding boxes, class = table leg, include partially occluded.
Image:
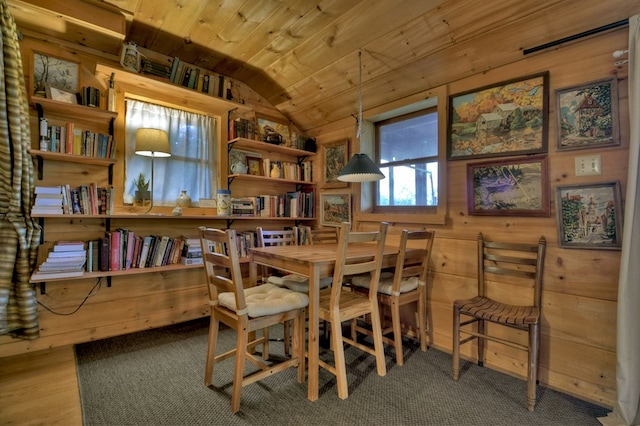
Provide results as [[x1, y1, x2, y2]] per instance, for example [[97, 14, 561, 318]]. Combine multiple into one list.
[[307, 265, 320, 401]]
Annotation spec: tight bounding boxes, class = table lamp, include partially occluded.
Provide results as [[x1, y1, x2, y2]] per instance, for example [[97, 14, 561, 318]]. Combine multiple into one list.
[[135, 128, 171, 212]]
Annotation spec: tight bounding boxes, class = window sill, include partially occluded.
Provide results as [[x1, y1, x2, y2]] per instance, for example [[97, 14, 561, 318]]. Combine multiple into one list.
[[358, 211, 447, 226]]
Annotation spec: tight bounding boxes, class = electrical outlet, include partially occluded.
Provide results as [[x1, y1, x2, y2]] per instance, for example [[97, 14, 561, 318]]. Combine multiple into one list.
[[575, 154, 602, 176]]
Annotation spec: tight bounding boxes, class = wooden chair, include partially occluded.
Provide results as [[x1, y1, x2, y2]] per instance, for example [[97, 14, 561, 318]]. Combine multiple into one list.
[[199, 227, 308, 413], [318, 221, 388, 399], [351, 229, 435, 366], [299, 225, 339, 245], [452, 232, 546, 412], [256, 226, 298, 285]]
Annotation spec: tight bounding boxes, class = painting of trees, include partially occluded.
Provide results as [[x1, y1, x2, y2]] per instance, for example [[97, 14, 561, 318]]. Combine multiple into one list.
[[33, 53, 78, 97]]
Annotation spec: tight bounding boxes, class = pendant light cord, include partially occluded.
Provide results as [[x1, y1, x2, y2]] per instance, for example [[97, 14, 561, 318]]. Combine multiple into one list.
[[357, 49, 363, 139]]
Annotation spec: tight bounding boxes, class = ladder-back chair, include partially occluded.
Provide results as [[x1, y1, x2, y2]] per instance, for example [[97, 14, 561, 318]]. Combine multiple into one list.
[[452, 232, 546, 411], [199, 227, 308, 413]]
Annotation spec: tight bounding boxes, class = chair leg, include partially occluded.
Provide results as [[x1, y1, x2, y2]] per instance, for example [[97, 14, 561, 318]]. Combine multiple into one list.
[[205, 315, 219, 386], [390, 298, 404, 366], [262, 327, 270, 360], [231, 325, 249, 413], [477, 319, 485, 367], [418, 286, 428, 352], [452, 306, 460, 381], [370, 304, 387, 377], [331, 316, 349, 399], [294, 310, 306, 383], [527, 323, 540, 411], [283, 320, 290, 356]]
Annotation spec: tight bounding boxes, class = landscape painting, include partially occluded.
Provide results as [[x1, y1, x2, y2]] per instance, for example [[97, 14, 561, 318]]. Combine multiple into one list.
[[467, 155, 549, 217], [320, 193, 351, 227], [448, 72, 548, 160], [556, 78, 619, 151], [556, 181, 623, 250]]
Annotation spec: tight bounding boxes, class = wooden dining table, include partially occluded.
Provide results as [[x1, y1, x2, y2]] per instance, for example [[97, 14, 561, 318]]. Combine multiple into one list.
[[249, 242, 404, 402]]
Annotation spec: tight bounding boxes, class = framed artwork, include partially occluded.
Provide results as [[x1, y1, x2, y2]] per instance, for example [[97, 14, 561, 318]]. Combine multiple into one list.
[[229, 149, 259, 174], [45, 84, 78, 104], [32, 52, 79, 99], [448, 72, 549, 160], [256, 115, 291, 146], [555, 77, 620, 151], [467, 154, 550, 217], [322, 139, 348, 188], [246, 155, 263, 176], [320, 193, 351, 227], [556, 181, 623, 250]]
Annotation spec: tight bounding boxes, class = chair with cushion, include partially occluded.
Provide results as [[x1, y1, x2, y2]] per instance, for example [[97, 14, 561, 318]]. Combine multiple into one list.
[[318, 221, 388, 399], [452, 232, 546, 411], [351, 228, 435, 366], [256, 226, 298, 285], [199, 227, 308, 413]]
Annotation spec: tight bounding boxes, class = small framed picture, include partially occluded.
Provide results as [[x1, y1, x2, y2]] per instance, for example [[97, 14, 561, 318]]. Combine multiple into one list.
[[322, 139, 349, 188], [320, 193, 351, 227], [467, 155, 550, 217], [32, 52, 80, 99], [46, 84, 78, 104], [555, 77, 620, 151], [556, 181, 623, 250], [246, 155, 263, 176], [256, 115, 291, 146]]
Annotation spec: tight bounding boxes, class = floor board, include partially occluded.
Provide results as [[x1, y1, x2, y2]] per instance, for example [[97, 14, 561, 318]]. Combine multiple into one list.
[[0, 345, 82, 425]]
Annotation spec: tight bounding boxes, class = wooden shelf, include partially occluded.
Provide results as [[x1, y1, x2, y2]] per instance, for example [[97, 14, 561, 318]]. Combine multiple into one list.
[[228, 137, 316, 157], [228, 173, 315, 186], [29, 150, 116, 166], [30, 97, 117, 122]]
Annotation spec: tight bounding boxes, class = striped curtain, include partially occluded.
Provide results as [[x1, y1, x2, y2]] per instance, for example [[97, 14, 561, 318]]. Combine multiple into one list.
[[0, 0, 41, 339]]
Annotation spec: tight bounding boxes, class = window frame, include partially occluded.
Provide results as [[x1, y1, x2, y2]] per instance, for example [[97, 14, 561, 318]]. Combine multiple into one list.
[[357, 85, 448, 225]]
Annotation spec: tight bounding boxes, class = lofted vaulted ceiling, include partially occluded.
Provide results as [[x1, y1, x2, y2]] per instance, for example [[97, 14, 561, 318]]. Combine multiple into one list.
[[7, 0, 639, 134]]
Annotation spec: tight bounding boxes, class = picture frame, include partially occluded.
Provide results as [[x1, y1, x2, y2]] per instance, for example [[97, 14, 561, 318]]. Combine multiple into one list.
[[556, 181, 623, 250], [467, 154, 550, 217], [448, 72, 549, 160], [229, 149, 260, 174], [320, 193, 352, 227], [246, 155, 263, 176], [45, 84, 78, 104], [555, 77, 620, 151], [322, 139, 349, 188], [256, 114, 291, 147], [32, 52, 80, 99]]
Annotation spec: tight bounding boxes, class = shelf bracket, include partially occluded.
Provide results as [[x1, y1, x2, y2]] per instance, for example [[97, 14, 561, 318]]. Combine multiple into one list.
[[40, 282, 46, 295], [107, 276, 112, 288]]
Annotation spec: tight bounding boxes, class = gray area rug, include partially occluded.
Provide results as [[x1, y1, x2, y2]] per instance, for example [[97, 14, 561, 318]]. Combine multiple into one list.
[[75, 318, 609, 425]]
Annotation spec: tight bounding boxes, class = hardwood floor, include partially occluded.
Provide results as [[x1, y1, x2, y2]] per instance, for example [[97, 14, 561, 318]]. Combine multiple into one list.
[[0, 345, 82, 425]]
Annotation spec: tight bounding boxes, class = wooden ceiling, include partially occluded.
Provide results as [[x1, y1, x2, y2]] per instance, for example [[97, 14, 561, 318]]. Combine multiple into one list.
[[8, 0, 639, 133]]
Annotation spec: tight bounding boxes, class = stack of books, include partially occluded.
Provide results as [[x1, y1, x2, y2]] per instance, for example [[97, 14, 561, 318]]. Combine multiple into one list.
[[32, 186, 64, 215], [31, 240, 86, 281], [181, 237, 203, 265]]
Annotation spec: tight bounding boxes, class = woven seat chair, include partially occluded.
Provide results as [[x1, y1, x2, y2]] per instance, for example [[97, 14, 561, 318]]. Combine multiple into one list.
[[351, 228, 435, 366], [452, 232, 546, 411], [199, 227, 308, 413]]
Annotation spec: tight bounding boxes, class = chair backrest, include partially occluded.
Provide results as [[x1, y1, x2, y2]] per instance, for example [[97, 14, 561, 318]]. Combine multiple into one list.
[[329, 222, 388, 308], [392, 229, 435, 293], [256, 227, 298, 247], [199, 227, 246, 314], [477, 232, 546, 308], [299, 226, 339, 245]]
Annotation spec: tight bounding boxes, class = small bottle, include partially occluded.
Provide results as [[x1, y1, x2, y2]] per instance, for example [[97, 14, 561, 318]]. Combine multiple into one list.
[[270, 163, 281, 179], [217, 189, 231, 216], [176, 190, 192, 208]]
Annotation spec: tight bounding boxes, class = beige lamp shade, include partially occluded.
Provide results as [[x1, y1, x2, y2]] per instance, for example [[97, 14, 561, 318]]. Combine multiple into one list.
[[135, 128, 171, 157]]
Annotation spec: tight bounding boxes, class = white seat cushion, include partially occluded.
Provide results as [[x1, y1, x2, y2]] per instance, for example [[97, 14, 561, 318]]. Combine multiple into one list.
[[351, 271, 420, 295], [282, 274, 332, 293], [218, 283, 309, 317]]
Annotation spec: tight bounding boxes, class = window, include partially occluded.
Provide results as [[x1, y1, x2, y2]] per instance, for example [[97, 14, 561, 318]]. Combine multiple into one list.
[[123, 99, 217, 206], [374, 107, 438, 212]]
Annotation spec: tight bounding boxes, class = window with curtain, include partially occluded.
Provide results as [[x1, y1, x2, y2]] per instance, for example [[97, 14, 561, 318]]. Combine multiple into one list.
[[124, 99, 217, 206]]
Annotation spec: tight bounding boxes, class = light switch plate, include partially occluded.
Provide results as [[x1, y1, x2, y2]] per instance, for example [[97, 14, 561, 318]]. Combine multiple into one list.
[[575, 154, 602, 176]]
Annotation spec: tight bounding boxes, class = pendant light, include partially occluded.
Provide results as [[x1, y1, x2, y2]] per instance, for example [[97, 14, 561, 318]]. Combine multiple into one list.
[[337, 50, 384, 183]]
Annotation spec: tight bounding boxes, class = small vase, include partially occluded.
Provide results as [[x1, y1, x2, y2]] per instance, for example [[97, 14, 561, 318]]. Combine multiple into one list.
[[176, 190, 192, 208], [270, 164, 281, 179]]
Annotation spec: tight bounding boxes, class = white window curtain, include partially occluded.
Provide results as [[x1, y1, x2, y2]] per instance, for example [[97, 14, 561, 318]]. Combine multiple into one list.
[[599, 14, 640, 426], [124, 99, 217, 205]]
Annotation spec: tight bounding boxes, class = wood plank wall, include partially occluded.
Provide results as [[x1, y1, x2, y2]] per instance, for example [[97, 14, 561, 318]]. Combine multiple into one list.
[[311, 28, 629, 409], [0, 22, 628, 411]]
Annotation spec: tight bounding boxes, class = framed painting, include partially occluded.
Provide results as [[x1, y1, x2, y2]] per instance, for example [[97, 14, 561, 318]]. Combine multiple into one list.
[[256, 115, 291, 146], [320, 193, 351, 227], [448, 72, 549, 160], [556, 181, 623, 250], [467, 154, 549, 217], [246, 155, 263, 176], [322, 139, 348, 188], [32, 52, 80, 99], [555, 77, 620, 151], [45, 84, 78, 104]]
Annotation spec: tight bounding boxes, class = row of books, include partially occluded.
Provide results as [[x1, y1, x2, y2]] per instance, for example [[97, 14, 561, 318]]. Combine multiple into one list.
[[231, 191, 314, 218], [39, 118, 115, 159], [167, 57, 239, 103], [263, 159, 312, 182], [31, 240, 87, 281], [229, 117, 259, 140], [33, 185, 114, 216]]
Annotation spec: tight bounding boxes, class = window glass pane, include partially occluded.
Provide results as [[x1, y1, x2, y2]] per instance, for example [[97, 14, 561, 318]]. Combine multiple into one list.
[[378, 161, 438, 206], [379, 112, 437, 164]]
